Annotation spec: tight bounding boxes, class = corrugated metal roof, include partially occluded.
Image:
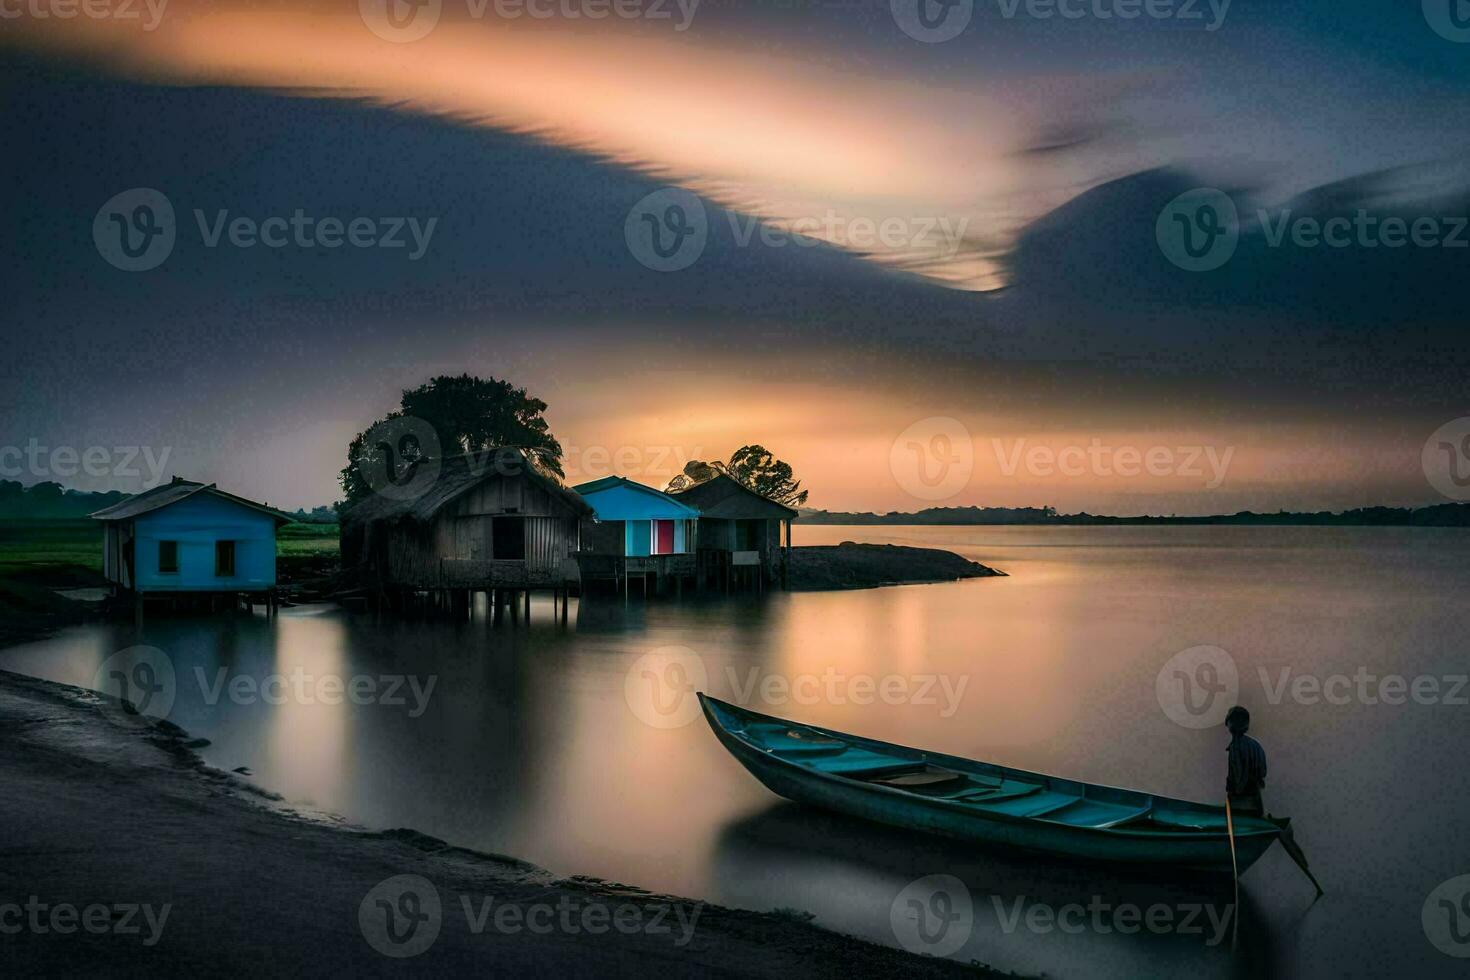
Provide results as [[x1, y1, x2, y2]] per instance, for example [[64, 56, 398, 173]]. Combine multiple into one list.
[[342, 449, 592, 525], [669, 474, 798, 519], [89, 480, 295, 524]]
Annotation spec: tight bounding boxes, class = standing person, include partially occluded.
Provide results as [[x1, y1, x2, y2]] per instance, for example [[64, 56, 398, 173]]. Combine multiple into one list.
[[1225, 705, 1267, 815], [1223, 705, 1323, 896]]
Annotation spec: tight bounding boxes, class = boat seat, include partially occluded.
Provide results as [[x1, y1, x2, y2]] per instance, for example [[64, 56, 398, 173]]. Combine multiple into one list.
[[860, 765, 967, 790], [976, 790, 1078, 818], [949, 782, 1044, 804], [1038, 799, 1152, 829]]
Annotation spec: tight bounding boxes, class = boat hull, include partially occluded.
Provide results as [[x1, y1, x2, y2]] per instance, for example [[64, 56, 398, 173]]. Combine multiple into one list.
[[700, 695, 1279, 876]]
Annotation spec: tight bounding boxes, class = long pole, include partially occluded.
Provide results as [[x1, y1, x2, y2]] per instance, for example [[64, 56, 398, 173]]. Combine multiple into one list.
[[1225, 797, 1241, 950]]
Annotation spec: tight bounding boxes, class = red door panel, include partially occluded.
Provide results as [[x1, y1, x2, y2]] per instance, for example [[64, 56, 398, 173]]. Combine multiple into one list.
[[655, 520, 674, 555]]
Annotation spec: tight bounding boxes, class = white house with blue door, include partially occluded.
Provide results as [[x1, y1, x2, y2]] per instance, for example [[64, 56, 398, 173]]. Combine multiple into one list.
[[91, 478, 293, 595], [572, 475, 700, 556]]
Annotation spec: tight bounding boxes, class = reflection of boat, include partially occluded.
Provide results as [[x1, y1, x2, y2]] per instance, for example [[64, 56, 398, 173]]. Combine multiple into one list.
[[699, 695, 1283, 875]]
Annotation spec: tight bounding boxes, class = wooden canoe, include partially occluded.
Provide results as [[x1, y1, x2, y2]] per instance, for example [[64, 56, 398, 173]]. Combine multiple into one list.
[[699, 694, 1283, 875]]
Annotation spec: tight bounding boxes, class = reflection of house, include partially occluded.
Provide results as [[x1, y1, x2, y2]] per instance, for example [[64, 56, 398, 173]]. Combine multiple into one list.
[[571, 475, 700, 593], [668, 474, 797, 589], [91, 478, 292, 596], [341, 451, 591, 609]]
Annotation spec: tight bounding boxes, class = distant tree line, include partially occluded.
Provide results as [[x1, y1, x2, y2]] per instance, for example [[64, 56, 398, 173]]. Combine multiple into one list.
[[797, 503, 1470, 527]]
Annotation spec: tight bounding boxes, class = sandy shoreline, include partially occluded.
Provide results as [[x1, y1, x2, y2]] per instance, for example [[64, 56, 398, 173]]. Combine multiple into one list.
[[0, 669, 1000, 976]]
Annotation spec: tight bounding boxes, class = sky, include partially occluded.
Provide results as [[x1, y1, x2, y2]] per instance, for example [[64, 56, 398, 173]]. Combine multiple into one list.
[[2, 0, 1469, 513]]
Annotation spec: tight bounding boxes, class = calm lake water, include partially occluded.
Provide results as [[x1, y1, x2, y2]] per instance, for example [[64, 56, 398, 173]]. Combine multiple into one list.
[[5, 525, 1469, 977]]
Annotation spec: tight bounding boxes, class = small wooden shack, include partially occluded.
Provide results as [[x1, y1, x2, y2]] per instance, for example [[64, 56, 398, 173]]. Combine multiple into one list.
[[341, 449, 591, 613], [90, 478, 292, 599], [572, 475, 701, 593], [668, 474, 797, 589]]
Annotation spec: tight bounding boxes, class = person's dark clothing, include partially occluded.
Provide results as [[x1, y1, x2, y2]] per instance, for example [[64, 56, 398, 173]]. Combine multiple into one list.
[[1226, 732, 1267, 813]]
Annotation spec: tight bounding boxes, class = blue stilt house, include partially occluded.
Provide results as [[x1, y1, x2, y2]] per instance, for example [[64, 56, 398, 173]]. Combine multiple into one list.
[[91, 478, 293, 597], [571, 475, 701, 591]]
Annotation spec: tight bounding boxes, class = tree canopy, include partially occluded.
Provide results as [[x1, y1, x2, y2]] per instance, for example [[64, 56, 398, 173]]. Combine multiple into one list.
[[340, 374, 562, 504], [666, 444, 808, 507]]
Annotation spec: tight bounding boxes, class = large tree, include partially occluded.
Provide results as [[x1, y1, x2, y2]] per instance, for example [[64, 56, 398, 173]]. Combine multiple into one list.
[[666, 444, 808, 507], [340, 374, 562, 504]]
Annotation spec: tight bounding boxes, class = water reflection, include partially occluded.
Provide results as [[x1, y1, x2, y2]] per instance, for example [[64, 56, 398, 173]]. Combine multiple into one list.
[[711, 803, 1282, 979], [2, 526, 1468, 977]]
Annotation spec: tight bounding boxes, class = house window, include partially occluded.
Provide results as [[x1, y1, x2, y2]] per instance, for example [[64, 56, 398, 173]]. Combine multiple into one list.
[[215, 540, 236, 577], [492, 517, 526, 560], [158, 540, 179, 574]]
